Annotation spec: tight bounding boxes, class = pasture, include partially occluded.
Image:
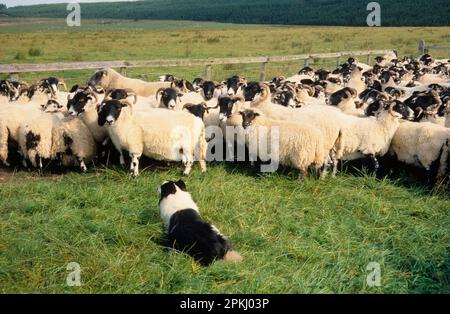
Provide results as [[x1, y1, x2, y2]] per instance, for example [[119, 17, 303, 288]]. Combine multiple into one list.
[[0, 19, 449, 293]]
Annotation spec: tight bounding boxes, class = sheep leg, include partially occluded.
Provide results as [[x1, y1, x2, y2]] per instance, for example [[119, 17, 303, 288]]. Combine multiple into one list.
[[102, 138, 110, 146], [199, 159, 207, 173], [183, 156, 194, 176], [330, 151, 338, 177], [425, 167, 434, 187], [119, 152, 126, 167], [320, 156, 332, 179], [129, 153, 141, 177], [369, 154, 379, 175], [298, 169, 307, 181]]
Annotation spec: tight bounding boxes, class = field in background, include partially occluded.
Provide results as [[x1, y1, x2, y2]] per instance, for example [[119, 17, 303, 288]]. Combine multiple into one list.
[[0, 19, 449, 86], [0, 19, 449, 293]]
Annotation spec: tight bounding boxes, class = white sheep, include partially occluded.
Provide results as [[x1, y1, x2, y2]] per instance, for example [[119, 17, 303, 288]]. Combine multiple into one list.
[[335, 101, 414, 173], [18, 113, 96, 172], [88, 68, 171, 97], [228, 109, 327, 179], [249, 84, 346, 176], [98, 99, 207, 176], [390, 121, 450, 183], [345, 67, 366, 95], [0, 103, 44, 166]]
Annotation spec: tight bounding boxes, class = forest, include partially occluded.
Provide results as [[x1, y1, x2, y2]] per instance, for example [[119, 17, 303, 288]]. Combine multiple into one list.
[[2, 0, 449, 26]]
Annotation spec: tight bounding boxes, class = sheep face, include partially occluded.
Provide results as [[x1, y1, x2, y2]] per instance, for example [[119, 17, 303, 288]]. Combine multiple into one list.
[[298, 66, 314, 76], [68, 91, 97, 116], [386, 100, 414, 120], [315, 69, 331, 81], [329, 87, 357, 106], [217, 96, 244, 122], [239, 109, 260, 129], [88, 69, 109, 88], [97, 100, 125, 126], [243, 82, 263, 102], [222, 76, 247, 96], [200, 81, 221, 101], [183, 103, 208, 120], [159, 74, 176, 82], [273, 90, 297, 108], [156, 88, 182, 110], [192, 78, 205, 91], [42, 100, 63, 113]]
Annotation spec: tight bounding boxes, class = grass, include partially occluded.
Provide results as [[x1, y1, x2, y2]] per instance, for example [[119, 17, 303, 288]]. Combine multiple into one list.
[[0, 163, 449, 293], [0, 18, 449, 293], [0, 18, 449, 86]]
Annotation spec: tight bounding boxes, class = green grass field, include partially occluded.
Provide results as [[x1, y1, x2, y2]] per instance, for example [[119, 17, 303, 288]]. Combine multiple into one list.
[[0, 18, 449, 85], [0, 19, 449, 293], [0, 164, 449, 293]]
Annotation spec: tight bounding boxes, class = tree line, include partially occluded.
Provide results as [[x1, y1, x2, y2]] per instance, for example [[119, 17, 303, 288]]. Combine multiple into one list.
[[3, 0, 449, 26]]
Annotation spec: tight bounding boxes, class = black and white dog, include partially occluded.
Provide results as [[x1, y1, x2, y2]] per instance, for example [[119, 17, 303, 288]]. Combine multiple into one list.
[[158, 180, 242, 266]]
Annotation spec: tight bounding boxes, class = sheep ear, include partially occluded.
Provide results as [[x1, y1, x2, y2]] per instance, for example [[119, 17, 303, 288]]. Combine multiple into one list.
[[69, 85, 79, 93]]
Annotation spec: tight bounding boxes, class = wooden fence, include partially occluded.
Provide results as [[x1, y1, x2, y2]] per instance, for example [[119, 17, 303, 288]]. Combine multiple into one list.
[[419, 40, 450, 56], [0, 49, 394, 82]]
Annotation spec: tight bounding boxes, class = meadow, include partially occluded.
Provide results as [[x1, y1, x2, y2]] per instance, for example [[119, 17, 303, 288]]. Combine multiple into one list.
[[0, 19, 449, 293]]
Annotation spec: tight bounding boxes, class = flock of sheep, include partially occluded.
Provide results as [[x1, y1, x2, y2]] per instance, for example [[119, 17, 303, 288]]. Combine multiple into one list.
[[0, 51, 449, 186]]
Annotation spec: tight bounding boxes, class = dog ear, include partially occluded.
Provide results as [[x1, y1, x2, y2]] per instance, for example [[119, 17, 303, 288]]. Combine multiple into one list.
[[175, 180, 187, 191]]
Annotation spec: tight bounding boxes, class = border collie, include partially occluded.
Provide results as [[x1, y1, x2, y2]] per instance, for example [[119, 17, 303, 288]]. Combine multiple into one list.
[[158, 180, 242, 266]]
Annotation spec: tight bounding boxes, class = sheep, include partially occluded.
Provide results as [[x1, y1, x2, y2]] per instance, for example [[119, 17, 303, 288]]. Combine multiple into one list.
[[67, 87, 110, 146], [198, 81, 223, 101], [335, 100, 415, 174], [1, 80, 29, 101], [88, 68, 171, 97], [332, 89, 365, 117], [17, 112, 64, 169], [390, 121, 450, 184], [445, 106, 450, 128], [97, 99, 207, 176], [0, 103, 45, 166], [182, 103, 210, 120], [104, 88, 137, 104], [226, 109, 326, 179], [345, 66, 367, 95], [247, 83, 346, 176], [34, 77, 68, 99], [18, 113, 96, 172], [415, 73, 449, 85], [221, 76, 247, 96], [171, 79, 195, 93]]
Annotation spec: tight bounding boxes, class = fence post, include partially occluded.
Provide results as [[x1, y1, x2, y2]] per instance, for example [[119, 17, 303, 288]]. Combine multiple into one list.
[[304, 59, 309, 67], [367, 53, 372, 65], [205, 64, 212, 80], [418, 40, 425, 56], [259, 61, 268, 82], [119, 67, 127, 76], [336, 56, 340, 68]]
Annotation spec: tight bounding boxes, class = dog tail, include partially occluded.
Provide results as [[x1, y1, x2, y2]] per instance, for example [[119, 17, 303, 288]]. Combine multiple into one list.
[[223, 249, 243, 263]]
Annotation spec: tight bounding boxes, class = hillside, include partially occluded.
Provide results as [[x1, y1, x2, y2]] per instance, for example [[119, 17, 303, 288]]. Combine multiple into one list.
[[3, 0, 450, 26]]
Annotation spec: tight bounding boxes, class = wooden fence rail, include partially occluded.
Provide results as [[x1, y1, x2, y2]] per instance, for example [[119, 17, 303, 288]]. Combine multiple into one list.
[[0, 49, 394, 82], [419, 39, 450, 56]]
